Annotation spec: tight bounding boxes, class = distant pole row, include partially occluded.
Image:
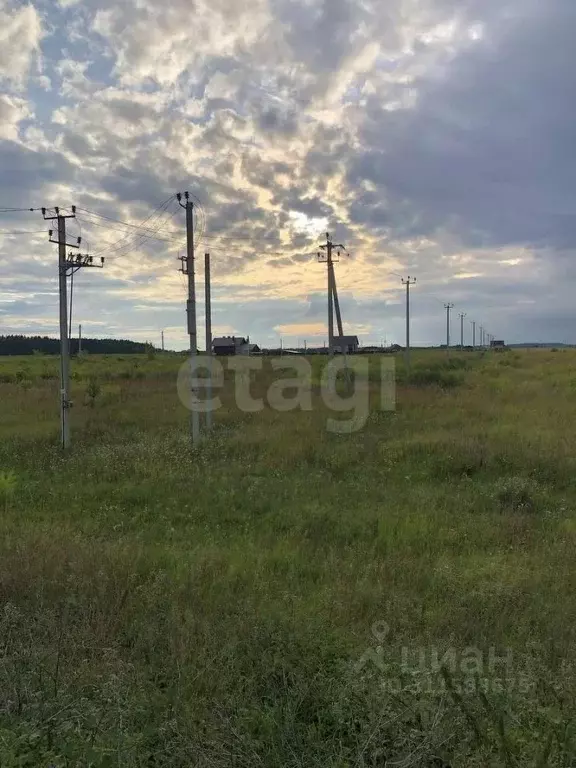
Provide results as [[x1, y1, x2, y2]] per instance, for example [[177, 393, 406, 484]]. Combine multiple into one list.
[[397, 275, 497, 369]]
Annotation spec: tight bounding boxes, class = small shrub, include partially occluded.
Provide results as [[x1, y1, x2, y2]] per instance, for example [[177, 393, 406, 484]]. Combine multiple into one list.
[[85, 378, 101, 407], [493, 476, 539, 514], [409, 369, 462, 388], [443, 357, 470, 371], [0, 470, 17, 512]]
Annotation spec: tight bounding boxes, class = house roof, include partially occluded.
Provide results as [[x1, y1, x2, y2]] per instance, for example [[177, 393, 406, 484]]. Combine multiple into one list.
[[213, 336, 247, 347]]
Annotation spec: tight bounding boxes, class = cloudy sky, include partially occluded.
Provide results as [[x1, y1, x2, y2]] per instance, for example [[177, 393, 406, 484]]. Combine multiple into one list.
[[0, 0, 574, 349]]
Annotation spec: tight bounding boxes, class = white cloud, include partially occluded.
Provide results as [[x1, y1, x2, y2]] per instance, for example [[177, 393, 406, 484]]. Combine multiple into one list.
[[0, 94, 32, 140], [0, 1, 42, 89]]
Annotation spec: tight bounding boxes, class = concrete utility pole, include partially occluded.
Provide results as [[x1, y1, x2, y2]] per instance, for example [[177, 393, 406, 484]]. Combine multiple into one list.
[[204, 252, 213, 431], [444, 303, 454, 352], [401, 276, 416, 373], [318, 232, 346, 356], [177, 192, 200, 445], [331, 264, 344, 337], [459, 312, 466, 350], [43, 205, 104, 449], [78, 324, 82, 355], [470, 320, 476, 349]]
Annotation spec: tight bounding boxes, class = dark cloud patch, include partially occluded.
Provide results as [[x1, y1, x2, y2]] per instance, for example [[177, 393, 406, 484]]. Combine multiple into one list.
[[255, 106, 299, 137], [348, 0, 576, 250], [0, 141, 76, 206]]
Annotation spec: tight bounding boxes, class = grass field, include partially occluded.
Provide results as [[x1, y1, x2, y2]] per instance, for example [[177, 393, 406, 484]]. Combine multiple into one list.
[[0, 348, 574, 766]]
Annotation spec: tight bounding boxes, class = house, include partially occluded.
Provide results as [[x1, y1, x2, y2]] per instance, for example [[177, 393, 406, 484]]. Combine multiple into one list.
[[212, 336, 247, 356], [490, 339, 506, 350], [212, 336, 260, 355], [334, 335, 359, 354]]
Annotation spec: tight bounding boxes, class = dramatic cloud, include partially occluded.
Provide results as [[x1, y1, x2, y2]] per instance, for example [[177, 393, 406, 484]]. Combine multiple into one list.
[[0, 0, 574, 347]]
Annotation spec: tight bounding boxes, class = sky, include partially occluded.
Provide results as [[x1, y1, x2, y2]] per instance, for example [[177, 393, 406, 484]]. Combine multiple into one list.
[[0, 0, 574, 349]]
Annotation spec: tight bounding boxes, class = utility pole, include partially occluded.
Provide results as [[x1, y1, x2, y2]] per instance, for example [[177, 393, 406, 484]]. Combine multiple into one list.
[[161, 330, 165, 352], [318, 233, 345, 356], [401, 276, 416, 373], [177, 192, 200, 445], [78, 324, 82, 355], [459, 312, 466, 350], [470, 320, 476, 349], [479, 326, 484, 348], [444, 303, 454, 352], [331, 262, 344, 337], [205, 252, 212, 431], [43, 205, 104, 449]]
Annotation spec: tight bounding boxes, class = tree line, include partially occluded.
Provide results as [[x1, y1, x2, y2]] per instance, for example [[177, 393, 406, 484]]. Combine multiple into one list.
[[0, 335, 151, 356]]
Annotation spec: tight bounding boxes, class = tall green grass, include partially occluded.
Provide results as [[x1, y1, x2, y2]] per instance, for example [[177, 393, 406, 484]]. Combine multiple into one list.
[[0, 350, 574, 765]]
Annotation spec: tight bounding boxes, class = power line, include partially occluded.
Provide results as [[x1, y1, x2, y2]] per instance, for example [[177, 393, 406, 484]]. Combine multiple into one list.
[[76, 206, 182, 237], [93, 199, 176, 256], [0, 207, 42, 213], [0, 229, 47, 235], [76, 214, 184, 244], [90, 195, 177, 257]]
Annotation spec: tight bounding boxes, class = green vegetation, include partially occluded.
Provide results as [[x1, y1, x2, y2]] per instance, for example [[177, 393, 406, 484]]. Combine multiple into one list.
[[0, 349, 574, 766]]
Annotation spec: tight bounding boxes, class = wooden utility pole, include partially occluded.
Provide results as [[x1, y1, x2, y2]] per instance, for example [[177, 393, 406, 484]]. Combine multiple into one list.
[[42, 205, 104, 449], [177, 192, 200, 444], [78, 324, 82, 355], [459, 312, 466, 350], [161, 330, 165, 351], [401, 276, 416, 373]]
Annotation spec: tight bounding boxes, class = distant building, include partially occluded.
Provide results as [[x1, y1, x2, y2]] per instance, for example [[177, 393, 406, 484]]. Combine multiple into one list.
[[212, 336, 247, 355], [212, 336, 260, 355], [490, 339, 506, 350], [334, 335, 359, 354]]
